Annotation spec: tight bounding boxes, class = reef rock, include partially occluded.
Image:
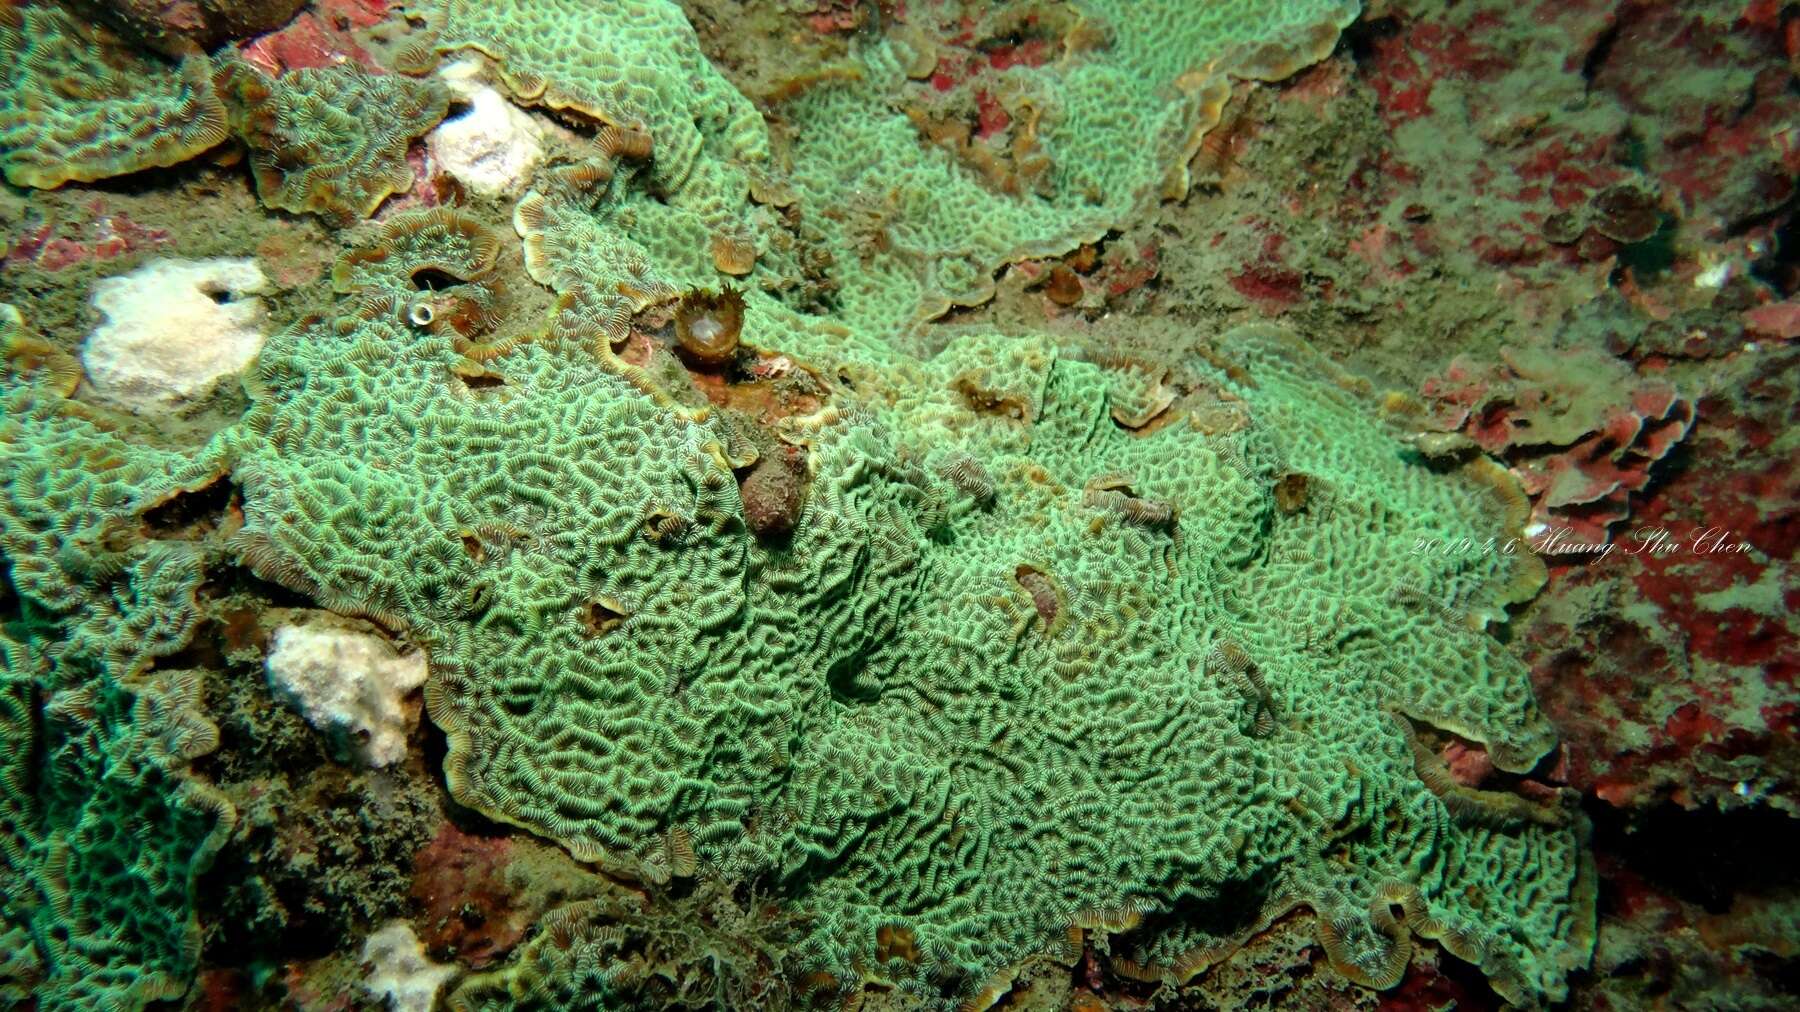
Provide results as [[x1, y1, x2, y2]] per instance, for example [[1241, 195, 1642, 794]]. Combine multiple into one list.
[[68, 0, 310, 57]]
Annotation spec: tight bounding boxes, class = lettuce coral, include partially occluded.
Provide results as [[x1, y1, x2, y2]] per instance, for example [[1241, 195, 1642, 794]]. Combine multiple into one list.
[[0, 307, 236, 1012], [215, 258, 1587, 1008], [424, 0, 767, 196], [207, 0, 1591, 1004], [0, 1, 1605, 1008], [764, 0, 1360, 335], [0, 1, 228, 189], [218, 60, 450, 225]]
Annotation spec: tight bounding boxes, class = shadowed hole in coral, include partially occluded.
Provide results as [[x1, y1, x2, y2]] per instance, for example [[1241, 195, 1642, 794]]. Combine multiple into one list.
[[141, 476, 237, 541], [411, 266, 465, 291], [1748, 951, 1800, 997], [1096, 872, 1277, 990], [1579, 19, 1624, 86], [84, 156, 229, 199], [1750, 213, 1799, 295], [581, 599, 625, 637], [499, 690, 536, 718], [0, 553, 22, 636], [1610, 218, 1678, 282], [825, 649, 879, 704]]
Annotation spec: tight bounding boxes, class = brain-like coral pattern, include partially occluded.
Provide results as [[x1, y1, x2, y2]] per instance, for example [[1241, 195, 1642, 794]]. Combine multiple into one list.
[[219, 60, 449, 225], [0, 310, 236, 1012], [0, 1, 1604, 1007], [223, 262, 1589, 1004], [0, 1, 228, 189], [332, 207, 503, 294], [428, 0, 767, 197], [1045, 0, 1360, 200], [765, 0, 1361, 336]]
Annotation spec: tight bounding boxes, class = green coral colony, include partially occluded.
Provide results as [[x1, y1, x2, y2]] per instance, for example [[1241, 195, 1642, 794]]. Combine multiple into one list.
[[0, 1, 1599, 1009]]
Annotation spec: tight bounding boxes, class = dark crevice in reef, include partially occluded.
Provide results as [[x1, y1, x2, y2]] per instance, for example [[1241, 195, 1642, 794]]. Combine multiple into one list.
[[410, 265, 465, 291], [1724, 180, 1799, 242], [199, 555, 317, 609], [141, 475, 238, 542], [1579, 19, 1624, 90], [83, 154, 235, 199], [0, 554, 22, 638], [418, 708, 510, 836], [1145, 872, 1274, 946], [1588, 800, 1800, 915], [1339, 15, 1400, 65], [825, 649, 881, 705], [1749, 949, 1800, 998], [1751, 211, 1800, 295]]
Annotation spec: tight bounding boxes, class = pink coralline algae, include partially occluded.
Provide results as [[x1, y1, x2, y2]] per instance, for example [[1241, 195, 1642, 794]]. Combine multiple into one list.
[[1742, 299, 1800, 340], [4, 202, 171, 272], [1520, 347, 1798, 814], [1421, 345, 1693, 545], [237, 7, 383, 75]]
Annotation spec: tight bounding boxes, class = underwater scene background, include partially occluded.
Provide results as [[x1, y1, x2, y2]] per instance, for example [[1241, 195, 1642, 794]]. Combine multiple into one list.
[[0, 1, 1796, 1009]]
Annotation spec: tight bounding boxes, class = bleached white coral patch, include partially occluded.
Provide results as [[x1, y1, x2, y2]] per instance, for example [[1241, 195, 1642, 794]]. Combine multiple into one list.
[[428, 61, 545, 197], [265, 623, 428, 767], [81, 257, 268, 412], [361, 921, 454, 1012]]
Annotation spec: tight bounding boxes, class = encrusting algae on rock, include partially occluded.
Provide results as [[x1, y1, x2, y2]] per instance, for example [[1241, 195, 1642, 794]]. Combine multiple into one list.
[[0, 0, 1640, 1009]]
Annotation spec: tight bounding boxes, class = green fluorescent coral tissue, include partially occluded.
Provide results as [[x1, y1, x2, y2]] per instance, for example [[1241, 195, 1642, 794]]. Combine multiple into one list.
[[0, 0, 1604, 1008], [218, 60, 451, 225], [0, 2, 228, 189], [2, 310, 234, 1011]]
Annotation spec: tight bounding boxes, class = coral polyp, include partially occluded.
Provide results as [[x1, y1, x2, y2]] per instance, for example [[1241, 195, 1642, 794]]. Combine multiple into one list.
[[673, 285, 746, 368]]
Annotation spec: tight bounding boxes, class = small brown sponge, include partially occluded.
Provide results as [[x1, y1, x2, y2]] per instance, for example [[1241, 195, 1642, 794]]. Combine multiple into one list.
[[0, 2, 228, 189], [218, 60, 450, 226], [738, 447, 807, 540]]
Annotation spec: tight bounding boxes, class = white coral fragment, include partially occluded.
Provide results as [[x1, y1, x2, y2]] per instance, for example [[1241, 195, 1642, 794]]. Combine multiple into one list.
[[265, 623, 428, 767], [81, 257, 268, 412], [361, 921, 454, 1012], [428, 61, 545, 196]]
